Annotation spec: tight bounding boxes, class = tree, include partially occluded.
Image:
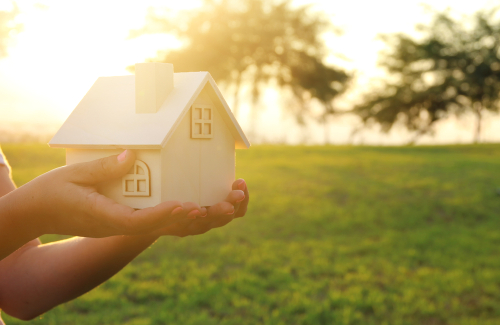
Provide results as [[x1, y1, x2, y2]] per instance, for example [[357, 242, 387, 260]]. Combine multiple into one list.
[[129, 0, 349, 134], [0, 2, 22, 58], [354, 8, 500, 144]]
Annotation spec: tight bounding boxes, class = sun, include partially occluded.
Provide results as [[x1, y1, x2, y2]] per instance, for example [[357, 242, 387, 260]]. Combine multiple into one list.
[[0, 0, 199, 126]]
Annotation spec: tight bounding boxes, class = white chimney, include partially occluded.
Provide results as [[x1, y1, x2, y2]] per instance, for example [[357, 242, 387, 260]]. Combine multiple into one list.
[[135, 62, 174, 114]]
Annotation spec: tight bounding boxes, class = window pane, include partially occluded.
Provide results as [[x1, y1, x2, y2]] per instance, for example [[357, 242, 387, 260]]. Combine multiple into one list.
[[195, 123, 202, 135], [137, 180, 147, 193], [203, 108, 211, 120], [126, 180, 134, 192], [195, 107, 202, 119], [203, 123, 211, 135]]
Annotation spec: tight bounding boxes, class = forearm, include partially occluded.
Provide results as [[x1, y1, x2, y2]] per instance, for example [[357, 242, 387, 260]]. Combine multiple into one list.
[[0, 166, 41, 260], [0, 233, 159, 320]]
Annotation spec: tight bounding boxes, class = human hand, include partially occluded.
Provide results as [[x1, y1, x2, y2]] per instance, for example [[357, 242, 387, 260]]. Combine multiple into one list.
[[3, 150, 189, 238], [153, 179, 249, 237]]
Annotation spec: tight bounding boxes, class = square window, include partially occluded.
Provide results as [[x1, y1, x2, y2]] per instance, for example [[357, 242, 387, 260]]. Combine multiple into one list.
[[191, 105, 213, 139]]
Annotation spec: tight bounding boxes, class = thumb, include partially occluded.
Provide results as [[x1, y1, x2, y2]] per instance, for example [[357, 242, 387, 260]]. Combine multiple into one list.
[[66, 150, 136, 185]]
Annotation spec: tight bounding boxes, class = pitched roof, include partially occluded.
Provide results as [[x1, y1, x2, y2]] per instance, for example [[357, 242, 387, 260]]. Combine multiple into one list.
[[49, 72, 250, 149]]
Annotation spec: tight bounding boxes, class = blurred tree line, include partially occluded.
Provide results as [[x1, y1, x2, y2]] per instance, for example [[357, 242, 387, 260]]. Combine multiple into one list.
[[133, 1, 500, 144], [356, 7, 500, 144], [130, 0, 350, 141], [3, 1, 500, 143]]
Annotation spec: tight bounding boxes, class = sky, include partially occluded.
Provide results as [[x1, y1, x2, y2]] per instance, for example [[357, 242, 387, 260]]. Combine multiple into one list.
[[0, 0, 499, 144]]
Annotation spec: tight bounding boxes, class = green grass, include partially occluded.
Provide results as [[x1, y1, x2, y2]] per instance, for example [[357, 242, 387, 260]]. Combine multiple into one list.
[[2, 143, 500, 324]]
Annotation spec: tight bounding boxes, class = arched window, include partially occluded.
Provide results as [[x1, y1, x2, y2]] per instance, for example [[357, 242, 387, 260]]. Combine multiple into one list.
[[122, 160, 150, 197]]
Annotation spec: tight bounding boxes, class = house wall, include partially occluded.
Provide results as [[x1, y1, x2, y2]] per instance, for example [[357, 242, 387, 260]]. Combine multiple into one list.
[[161, 88, 235, 206], [66, 149, 162, 209]]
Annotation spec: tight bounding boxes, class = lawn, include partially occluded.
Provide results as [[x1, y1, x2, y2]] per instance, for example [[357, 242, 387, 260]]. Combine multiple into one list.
[[2, 143, 500, 325]]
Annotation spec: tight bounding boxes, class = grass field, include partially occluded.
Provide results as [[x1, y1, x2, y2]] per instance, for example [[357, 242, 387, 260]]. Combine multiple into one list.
[[2, 143, 500, 324]]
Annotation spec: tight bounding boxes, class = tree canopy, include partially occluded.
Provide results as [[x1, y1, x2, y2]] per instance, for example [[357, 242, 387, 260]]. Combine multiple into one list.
[[0, 3, 22, 58], [130, 0, 349, 123], [355, 8, 500, 143]]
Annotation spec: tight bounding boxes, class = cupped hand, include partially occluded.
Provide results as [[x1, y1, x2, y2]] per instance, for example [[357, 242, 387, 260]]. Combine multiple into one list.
[[5, 150, 191, 238], [153, 179, 249, 237]]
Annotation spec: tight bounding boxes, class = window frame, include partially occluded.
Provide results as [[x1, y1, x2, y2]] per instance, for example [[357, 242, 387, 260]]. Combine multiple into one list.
[[191, 105, 213, 139]]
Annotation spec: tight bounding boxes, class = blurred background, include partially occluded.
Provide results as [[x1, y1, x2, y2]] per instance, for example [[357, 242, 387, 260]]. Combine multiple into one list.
[[2, 1, 500, 324], [1, 0, 500, 145]]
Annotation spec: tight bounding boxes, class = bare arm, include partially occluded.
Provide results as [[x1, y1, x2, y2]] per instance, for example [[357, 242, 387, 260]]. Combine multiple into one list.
[[0, 164, 41, 248], [0, 150, 188, 260], [0, 178, 248, 320], [0, 165, 15, 195], [0, 234, 158, 320]]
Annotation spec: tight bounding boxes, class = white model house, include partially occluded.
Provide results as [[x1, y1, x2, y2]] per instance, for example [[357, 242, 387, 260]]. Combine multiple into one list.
[[49, 63, 250, 209]]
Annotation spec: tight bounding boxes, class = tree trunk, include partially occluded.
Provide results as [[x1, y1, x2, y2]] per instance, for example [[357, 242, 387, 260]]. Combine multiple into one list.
[[474, 104, 482, 144], [323, 115, 330, 145], [407, 129, 425, 146], [348, 125, 362, 145], [248, 100, 259, 144]]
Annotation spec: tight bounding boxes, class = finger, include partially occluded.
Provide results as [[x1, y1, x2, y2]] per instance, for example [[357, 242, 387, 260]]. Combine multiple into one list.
[[225, 190, 245, 204], [66, 150, 136, 185], [202, 201, 235, 228], [85, 192, 184, 235], [232, 179, 249, 218], [127, 200, 187, 233], [131, 202, 208, 237], [232, 178, 247, 191], [181, 202, 207, 220], [157, 201, 231, 237], [154, 201, 202, 229], [224, 189, 245, 218], [207, 201, 235, 218]]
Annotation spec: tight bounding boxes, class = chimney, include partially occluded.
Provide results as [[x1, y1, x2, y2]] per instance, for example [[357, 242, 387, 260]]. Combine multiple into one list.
[[135, 62, 174, 114]]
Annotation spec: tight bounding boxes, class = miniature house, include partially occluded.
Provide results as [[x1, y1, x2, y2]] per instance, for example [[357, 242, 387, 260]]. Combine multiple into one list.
[[49, 63, 250, 209]]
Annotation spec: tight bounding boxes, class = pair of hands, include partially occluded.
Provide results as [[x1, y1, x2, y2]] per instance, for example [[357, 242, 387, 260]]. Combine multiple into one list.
[[9, 150, 248, 239]]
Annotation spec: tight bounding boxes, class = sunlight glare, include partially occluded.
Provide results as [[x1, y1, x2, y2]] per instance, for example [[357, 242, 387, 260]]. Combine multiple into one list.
[[0, 0, 199, 125]]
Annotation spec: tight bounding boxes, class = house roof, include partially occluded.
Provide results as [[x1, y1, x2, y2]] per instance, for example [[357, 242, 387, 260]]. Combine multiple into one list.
[[49, 72, 250, 149]]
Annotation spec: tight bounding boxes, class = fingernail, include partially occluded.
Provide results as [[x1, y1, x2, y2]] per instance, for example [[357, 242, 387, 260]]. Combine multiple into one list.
[[117, 150, 128, 162], [238, 180, 246, 191], [226, 209, 235, 215], [172, 207, 183, 215], [200, 211, 207, 217], [187, 210, 200, 219], [236, 192, 245, 202]]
